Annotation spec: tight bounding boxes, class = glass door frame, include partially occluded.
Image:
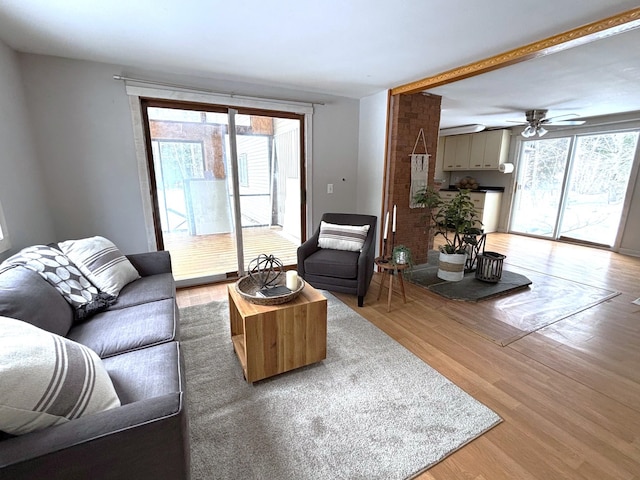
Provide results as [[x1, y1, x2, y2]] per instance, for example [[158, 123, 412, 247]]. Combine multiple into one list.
[[137, 95, 310, 285], [509, 136, 574, 239], [551, 136, 576, 240]]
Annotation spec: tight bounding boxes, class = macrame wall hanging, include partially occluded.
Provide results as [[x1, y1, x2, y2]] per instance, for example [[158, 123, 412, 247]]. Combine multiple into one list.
[[409, 128, 430, 208]]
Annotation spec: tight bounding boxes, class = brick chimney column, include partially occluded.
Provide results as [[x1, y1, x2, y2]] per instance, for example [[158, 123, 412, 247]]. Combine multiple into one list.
[[384, 93, 441, 264]]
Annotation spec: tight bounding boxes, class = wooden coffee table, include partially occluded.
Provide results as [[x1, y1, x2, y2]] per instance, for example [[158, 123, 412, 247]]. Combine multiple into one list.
[[227, 282, 327, 383]]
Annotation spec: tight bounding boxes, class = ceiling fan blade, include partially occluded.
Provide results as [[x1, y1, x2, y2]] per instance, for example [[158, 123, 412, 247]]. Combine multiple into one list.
[[543, 120, 586, 126], [544, 113, 579, 122]]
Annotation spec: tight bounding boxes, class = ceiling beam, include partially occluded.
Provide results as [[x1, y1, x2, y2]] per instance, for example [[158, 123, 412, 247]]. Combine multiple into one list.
[[391, 7, 640, 96]]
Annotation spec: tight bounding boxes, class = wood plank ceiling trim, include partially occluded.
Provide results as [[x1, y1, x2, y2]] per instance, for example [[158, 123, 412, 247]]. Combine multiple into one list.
[[391, 7, 640, 95]]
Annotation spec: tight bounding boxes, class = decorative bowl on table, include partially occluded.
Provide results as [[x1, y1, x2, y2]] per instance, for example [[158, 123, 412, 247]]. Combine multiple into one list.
[[235, 275, 305, 305]]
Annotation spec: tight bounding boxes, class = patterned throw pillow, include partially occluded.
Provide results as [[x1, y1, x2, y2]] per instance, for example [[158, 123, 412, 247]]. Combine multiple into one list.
[[2, 245, 115, 321], [59, 236, 140, 297], [318, 221, 370, 252], [0, 316, 121, 435]]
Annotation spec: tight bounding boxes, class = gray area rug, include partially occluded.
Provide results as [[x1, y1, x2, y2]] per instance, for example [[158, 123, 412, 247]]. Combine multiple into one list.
[[180, 292, 502, 479]]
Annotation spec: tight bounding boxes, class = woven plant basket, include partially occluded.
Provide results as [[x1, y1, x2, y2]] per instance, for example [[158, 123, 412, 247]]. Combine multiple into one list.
[[235, 275, 305, 306], [437, 252, 467, 282]]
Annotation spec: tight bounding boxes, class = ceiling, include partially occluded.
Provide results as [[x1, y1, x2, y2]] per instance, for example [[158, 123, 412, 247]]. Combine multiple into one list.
[[1, 0, 639, 129], [429, 26, 640, 129]]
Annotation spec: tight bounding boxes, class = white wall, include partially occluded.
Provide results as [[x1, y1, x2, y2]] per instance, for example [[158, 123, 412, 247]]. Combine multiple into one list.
[[0, 42, 55, 261], [356, 90, 388, 253], [17, 54, 360, 251], [19, 55, 149, 254], [310, 100, 360, 226]]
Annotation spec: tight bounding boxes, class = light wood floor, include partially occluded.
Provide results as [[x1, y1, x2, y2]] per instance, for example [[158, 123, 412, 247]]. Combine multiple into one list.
[[164, 226, 298, 282], [176, 233, 640, 479]]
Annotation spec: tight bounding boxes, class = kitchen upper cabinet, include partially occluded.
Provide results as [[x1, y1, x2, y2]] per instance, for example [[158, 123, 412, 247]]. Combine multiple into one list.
[[481, 130, 510, 169], [442, 130, 510, 171], [469, 134, 487, 169], [443, 135, 471, 170]]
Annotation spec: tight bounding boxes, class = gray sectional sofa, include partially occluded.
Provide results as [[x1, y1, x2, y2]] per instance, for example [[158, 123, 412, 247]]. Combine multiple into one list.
[[0, 250, 190, 480]]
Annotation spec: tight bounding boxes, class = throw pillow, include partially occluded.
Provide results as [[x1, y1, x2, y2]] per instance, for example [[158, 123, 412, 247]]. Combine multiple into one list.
[[59, 236, 140, 297], [0, 316, 121, 435], [2, 245, 116, 321], [318, 221, 370, 252]]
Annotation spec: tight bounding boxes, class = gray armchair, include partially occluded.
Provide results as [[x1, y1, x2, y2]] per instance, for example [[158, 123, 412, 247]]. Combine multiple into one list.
[[297, 213, 377, 307]]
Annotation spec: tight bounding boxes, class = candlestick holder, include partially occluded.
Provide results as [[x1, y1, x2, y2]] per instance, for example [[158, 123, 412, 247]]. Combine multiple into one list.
[[390, 231, 396, 261]]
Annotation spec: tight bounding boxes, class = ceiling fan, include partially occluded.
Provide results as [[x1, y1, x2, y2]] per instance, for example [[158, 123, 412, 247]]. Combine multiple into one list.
[[511, 109, 585, 138]]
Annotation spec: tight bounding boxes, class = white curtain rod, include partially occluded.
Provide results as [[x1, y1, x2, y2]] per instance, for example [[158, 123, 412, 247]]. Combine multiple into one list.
[[112, 74, 324, 107]]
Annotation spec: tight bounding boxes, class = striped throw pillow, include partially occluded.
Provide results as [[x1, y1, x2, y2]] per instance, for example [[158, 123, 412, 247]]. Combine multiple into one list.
[[318, 221, 370, 252], [0, 316, 120, 435], [59, 236, 140, 297]]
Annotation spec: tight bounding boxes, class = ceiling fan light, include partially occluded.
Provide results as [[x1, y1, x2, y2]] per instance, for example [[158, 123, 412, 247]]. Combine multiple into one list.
[[522, 125, 534, 138], [537, 125, 548, 137]]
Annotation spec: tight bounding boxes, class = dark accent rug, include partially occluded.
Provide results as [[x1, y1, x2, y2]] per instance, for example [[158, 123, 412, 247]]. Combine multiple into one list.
[[407, 257, 620, 346], [180, 292, 501, 479], [408, 263, 532, 301]]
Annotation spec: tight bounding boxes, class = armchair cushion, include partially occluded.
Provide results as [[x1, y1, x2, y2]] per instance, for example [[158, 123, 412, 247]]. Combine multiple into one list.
[[318, 221, 370, 252], [303, 249, 360, 279]]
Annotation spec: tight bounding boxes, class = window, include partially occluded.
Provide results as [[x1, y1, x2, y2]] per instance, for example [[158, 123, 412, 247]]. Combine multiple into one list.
[[0, 201, 10, 254]]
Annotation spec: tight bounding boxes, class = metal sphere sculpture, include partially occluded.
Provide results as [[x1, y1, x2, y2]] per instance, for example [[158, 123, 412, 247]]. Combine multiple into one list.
[[248, 254, 284, 288]]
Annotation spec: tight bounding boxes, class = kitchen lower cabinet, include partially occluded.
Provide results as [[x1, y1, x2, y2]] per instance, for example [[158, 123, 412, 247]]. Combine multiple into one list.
[[439, 190, 503, 233]]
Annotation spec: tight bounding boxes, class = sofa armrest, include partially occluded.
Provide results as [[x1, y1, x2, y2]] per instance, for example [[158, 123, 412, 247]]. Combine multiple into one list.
[[0, 393, 190, 480], [126, 251, 172, 277]]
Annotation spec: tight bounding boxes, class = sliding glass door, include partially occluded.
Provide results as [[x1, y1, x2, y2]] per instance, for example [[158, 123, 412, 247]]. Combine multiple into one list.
[[142, 100, 305, 284], [511, 130, 639, 247], [510, 138, 572, 237], [558, 132, 638, 245]]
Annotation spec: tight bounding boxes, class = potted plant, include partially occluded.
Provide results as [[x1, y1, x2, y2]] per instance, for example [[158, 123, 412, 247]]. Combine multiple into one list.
[[412, 186, 481, 281]]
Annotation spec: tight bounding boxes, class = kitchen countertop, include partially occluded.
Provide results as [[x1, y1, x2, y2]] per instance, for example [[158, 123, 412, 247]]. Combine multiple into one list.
[[440, 185, 505, 193]]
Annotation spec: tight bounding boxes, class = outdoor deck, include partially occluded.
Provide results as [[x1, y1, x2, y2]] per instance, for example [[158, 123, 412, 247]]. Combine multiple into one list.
[[164, 226, 299, 282]]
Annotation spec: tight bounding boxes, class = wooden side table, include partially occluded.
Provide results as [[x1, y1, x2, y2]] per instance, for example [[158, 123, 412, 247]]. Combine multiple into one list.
[[375, 257, 409, 312], [227, 282, 327, 383]]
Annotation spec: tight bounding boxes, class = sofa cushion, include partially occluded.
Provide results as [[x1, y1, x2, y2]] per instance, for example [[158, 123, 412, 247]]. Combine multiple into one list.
[[126, 251, 172, 277], [2, 245, 115, 321], [303, 248, 359, 279], [109, 273, 175, 310], [0, 265, 74, 336], [0, 316, 121, 435], [67, 298, 177, 358], [318, 221, 370, 252], [102, 342, 182, 404], [59, 236, 140, 297]]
